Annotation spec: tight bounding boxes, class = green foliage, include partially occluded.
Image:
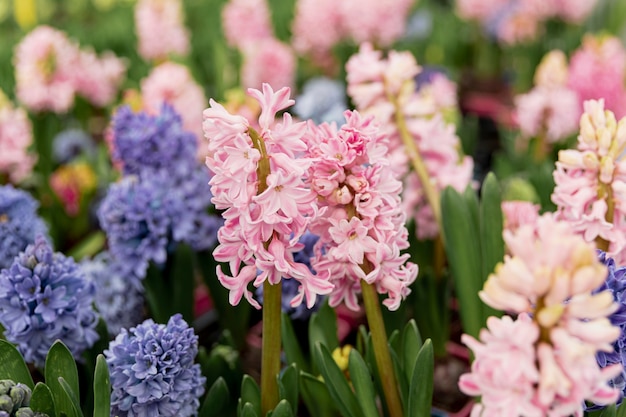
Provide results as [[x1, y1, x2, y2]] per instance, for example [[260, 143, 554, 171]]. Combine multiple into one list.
[[0, 340, 35, 389]]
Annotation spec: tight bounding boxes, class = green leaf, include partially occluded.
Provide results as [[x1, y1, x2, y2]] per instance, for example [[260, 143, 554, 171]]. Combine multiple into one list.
[[401, 320, 423, 383], [93, 355, 110, 417], [240, 375, 261, 416], [600, 404, 617, 417], [199, 377, 230, 417], [144, 263, 170, 324], [479, 172, 505, 320], [0, 339, 34, 388], [348, 350, 378, 417], [299, 372, 337, 417], [407, 340, 434, 417], [281, 314, 309, 373], [441, 186, 484, 338], [30, 383, 56, 417], [45, 341, 81, 417], [313, 343, 364, 417], [57, 377, 84, 417], [617, 402, 626, 417], [309, 301, 339, 357], [240, 402, 259, 417], [271, 400, 295, 417], [172, 243, 196, 323], [278, 364, 298, 416]]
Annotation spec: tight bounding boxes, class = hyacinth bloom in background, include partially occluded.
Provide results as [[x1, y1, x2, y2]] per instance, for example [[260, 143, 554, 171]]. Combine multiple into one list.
[[304, 111, 419, 311], [455, 0, 599, 45], [292, 0, 414, 69], [293, 77, 347, 125], [346, 44, 473, 239], [13, 25, 79, 113], [552, 100, 626, 263], [567, 34, 626, 119], [221, 0, 273, 50], [73, 48, 127, 108], [134, 0, 189, 61], [595, 251, 626, 406], [81, 252, 144, 336], [52, 128, 96, 164], [141, 62, 207, 153], [0, 236, 100, 368], [0, 93, 35, 183], [241, 37, 296, 91], [0, 185, 49, 270], [105, 314, 205, 417], [515, 50, 580, 147], [461, 214, 622, 414], [501, 200, 540, 233]]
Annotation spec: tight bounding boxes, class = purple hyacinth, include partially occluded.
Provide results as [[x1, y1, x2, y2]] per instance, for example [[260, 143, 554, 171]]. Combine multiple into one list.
[[594, 251, 626, 406], [0, 236, 100, 367], [81, 251, 145, 336], [109, 103, 197, 178], [293, 77, 347, 125], [97, 169, 221, 282], [0, 185, 49, 270], [105, 314, 206, 417]]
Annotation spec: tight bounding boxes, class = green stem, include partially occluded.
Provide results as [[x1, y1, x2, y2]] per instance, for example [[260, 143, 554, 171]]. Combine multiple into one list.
[[389, 90, 443, 237], [360, 279, 404, 417], [261, 280, 282, 415]]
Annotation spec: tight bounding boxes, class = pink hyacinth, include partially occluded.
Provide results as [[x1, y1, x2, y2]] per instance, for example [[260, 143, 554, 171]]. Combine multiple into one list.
[[134, 0, 190, 61], [462, 213, 622, 415], [292, 0, 415, 70], [141, 62, 207, 155], [222, 0, 273, 49], [501, 201, 540, 233], [0, 97, 35, 183], [346, 44, 473, 239], [203, 84, 333, 309], [14, 25, 80, 113], [552, 99, 626, 263], [552, 0, 599, 23], [304, 111, 418, 311], [567, 35, 626, 119], [73, 48, 127, 108], [240, 38, 296, 91]]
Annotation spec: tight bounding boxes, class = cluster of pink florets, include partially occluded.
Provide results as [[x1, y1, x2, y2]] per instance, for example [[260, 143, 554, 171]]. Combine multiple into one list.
[[461, 214, 622, 416], [303, 111, 418, 311], [346, 43, 473, 239], [0, 95, 35, 183], [134, 0, 190, 61], [13, 25, 127, 113]]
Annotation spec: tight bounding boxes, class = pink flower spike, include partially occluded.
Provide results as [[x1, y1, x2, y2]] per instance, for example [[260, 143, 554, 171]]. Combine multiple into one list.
[[328, 217, 378, 264], [217, 264, 260, 308], [247, 84, 294, 130]]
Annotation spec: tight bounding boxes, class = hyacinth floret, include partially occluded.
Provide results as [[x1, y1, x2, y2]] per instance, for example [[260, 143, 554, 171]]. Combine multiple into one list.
[[0, 236, 99, 368], [0, 185, 49, 270], [105, 314, 205, 417], [203, 83, 333, 309], [461, 214, 623, 415], [303, 110, 418, 311], [81, 252, 144, 336], [109, 103, 197, 178], [552, 99, 626, 263], [594, 251, 626, 406]]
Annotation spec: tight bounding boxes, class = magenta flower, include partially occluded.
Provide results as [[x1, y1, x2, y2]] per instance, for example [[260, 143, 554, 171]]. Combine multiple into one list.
[[203, 84, 333, 309]]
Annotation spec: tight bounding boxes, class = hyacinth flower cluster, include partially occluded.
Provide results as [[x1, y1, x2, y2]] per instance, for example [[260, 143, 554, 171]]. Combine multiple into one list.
[[0, 185, 49, 270], [222, 0, 295, 90], [0, 91, 35, 183], [552, 99, 626, 263], [134, 0, 189, 61], [456, 0, 598, 45], [594, 251, 626, 406], [514, 50, 580, 152], [304, 110, 419, 311], [98, 103, 220, 283], [0, 236, 100, 368], [460, 214, 622, 415], [81, 251, 145, 336], [346, 44, 473, 239], [105, 314, 205, 417], [13, 25, 126, 113]]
